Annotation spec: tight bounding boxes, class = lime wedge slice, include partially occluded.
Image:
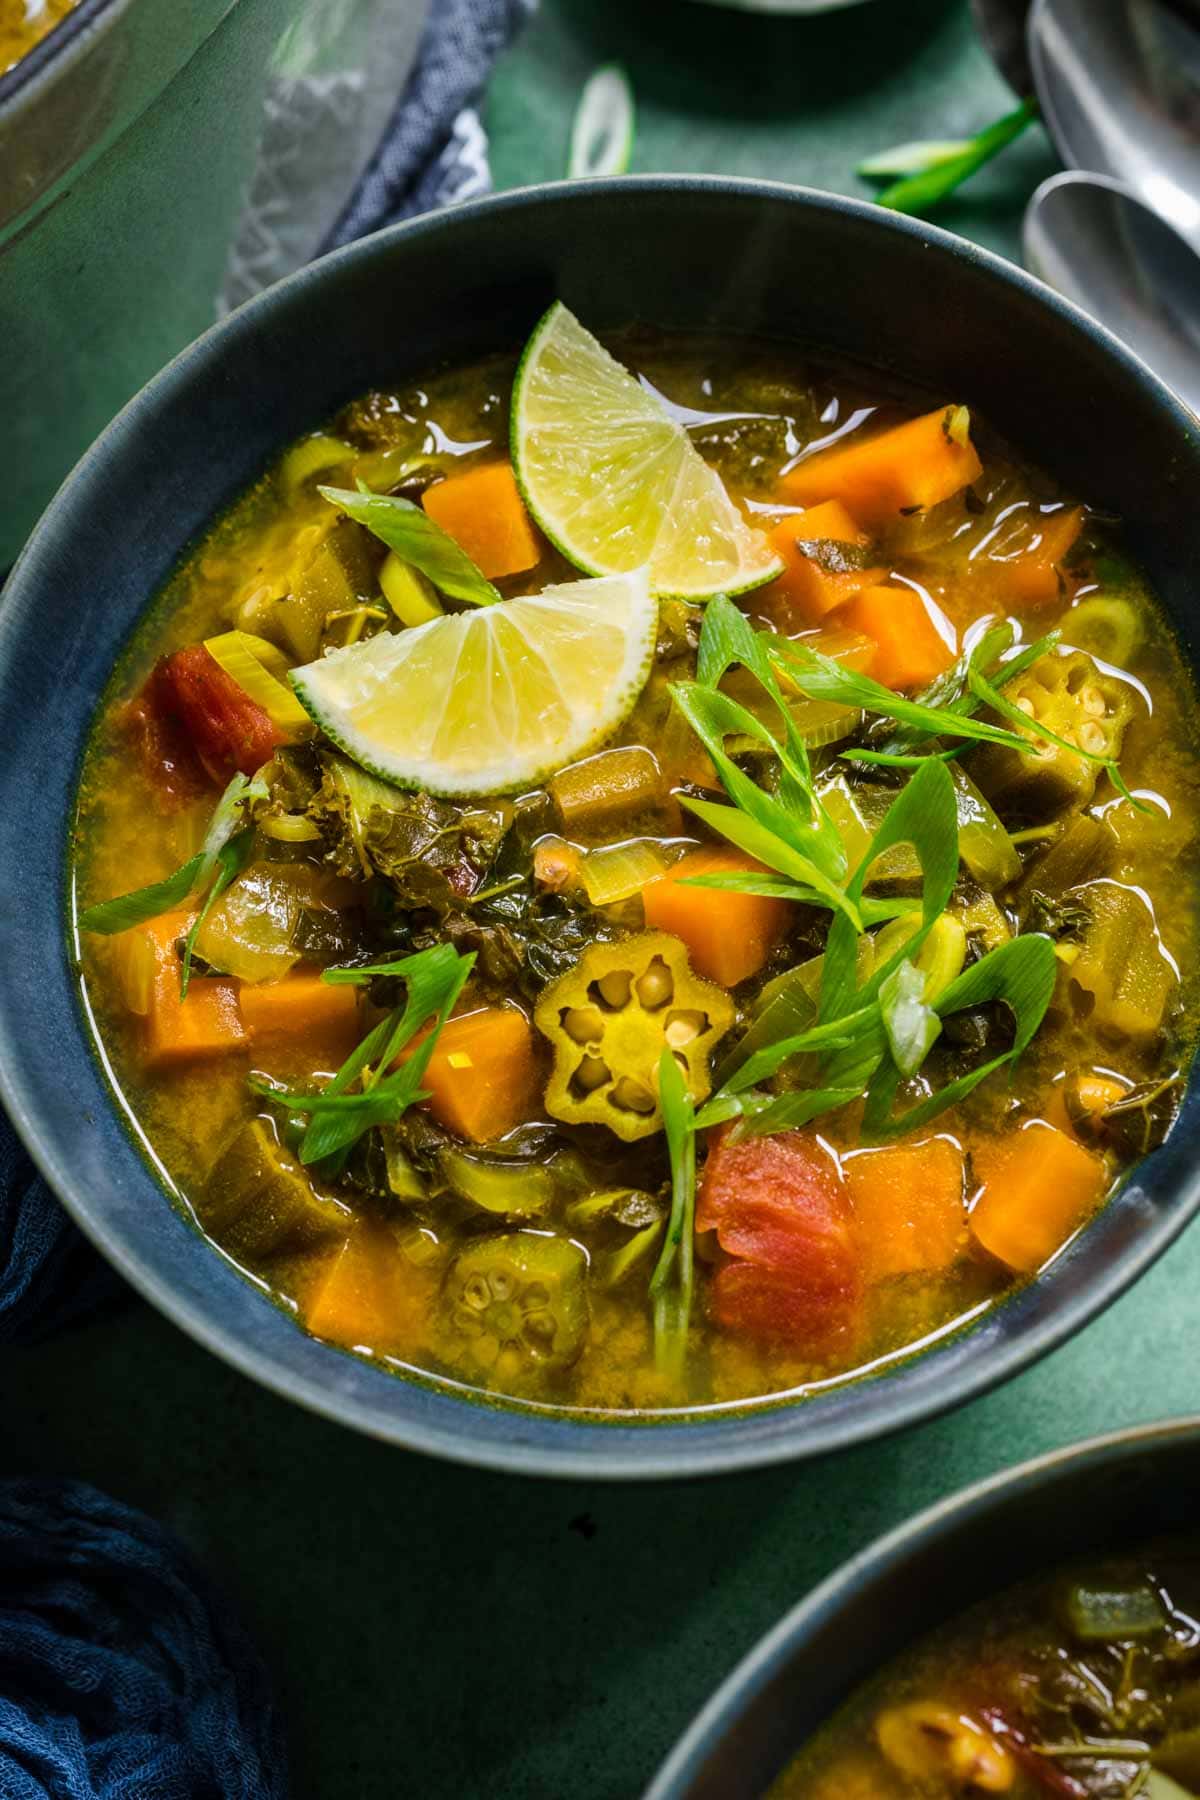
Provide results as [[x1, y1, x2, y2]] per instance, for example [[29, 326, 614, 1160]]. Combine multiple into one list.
[[511, 303, 782, 602], [291, 570, 657, 797]]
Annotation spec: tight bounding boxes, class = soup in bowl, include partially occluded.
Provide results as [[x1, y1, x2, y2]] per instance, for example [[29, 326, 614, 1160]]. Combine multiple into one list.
[[5, 179, 1200, 1473], [72, 304, 1200, 1417]]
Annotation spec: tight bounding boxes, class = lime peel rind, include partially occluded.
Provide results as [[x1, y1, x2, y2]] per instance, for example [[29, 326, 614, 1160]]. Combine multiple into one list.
[[511, 302, 782, 603], [290, 569, 659, 799]]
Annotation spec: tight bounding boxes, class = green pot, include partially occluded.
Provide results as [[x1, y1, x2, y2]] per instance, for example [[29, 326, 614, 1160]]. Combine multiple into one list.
[[0, 0, 426, 568]]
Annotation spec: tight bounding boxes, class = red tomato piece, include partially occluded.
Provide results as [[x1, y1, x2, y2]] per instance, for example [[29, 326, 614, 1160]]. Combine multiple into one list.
[[119, 660, 209, 807], [710, 1261, 860, 1353], [697, 1130, 863, 1350], [159, 644, 286, 783]]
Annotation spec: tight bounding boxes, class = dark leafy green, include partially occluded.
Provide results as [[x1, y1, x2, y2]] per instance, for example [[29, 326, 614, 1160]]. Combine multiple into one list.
[[792, 537, 879, 576]]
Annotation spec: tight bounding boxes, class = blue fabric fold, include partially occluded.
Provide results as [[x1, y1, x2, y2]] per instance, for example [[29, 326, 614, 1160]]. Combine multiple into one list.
[[0, 1117, 123, 1347], [0, 0, 534, 1349], [0, 1479, 287, 1798], [323, 0, 535, 248]]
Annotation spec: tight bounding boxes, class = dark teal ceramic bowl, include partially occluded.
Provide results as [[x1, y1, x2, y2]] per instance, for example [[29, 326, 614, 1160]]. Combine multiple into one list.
[[646, 1417, 1200, 1795], [3, 178, 1199, 1478]]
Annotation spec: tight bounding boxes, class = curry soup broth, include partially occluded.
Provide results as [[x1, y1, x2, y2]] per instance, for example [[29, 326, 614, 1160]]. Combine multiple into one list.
[[73, 327, 1200, 1416]]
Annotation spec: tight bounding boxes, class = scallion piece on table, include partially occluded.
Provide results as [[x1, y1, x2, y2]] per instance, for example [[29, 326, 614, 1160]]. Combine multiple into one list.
[[867, 99, 1039, 217], [567, 64, 635, 179]]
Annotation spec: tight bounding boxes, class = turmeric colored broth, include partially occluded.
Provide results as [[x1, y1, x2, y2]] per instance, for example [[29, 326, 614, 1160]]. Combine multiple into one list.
[[0, 0, 79, 73], [772, 1535, 1200, 1798], [72, 327, 1200, 1416]]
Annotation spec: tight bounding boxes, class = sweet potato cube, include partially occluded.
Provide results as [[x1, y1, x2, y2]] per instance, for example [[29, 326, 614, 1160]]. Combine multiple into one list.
[[409, 1007, 541, 1144], [760, 500, 885, 630], [845, 1138, 967, 1282], [138, 912, 247, 1070], [839, 584, 956, 690], [303, 1220, 427, 1354], [970, 1122, 1108, 1275], [642, 847, 792, 988], [421, 460, 540, 580], [240, 974, 362, 1071], [780, 407, 983, 528]]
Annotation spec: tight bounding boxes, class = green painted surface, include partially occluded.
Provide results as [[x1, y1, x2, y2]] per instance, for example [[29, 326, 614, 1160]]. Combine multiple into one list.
[[7, 6, 1152, 1799]]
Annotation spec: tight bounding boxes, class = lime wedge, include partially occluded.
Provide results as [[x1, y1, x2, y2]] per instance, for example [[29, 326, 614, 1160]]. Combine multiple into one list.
[[511, 303, 782, 602], [290, 570, 657, 797]]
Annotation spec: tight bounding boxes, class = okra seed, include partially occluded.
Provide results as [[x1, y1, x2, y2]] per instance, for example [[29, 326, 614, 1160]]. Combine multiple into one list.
[[665, 1009, 707, 1047], [489, 1272, 514, 1302], [1079, 722, 1107, 754], [635, 957, 674, 1009], [574, 1054, 611, 1092], [563, 1005, 605, 1043], [1015, 696, 1036, 718], [597, 970, 633, 1009], [523, 1283, 549, 1311], [1081, 686, 1106, 717], [463, 1276, 491, 1311], [611, 1076, 657, 1113]]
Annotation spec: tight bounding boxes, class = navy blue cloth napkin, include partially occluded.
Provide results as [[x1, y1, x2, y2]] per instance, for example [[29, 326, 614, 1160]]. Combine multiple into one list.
[[0, 1480, 286, 1798], [324, 0, 535, 248], [0, 0, 533, 1350]]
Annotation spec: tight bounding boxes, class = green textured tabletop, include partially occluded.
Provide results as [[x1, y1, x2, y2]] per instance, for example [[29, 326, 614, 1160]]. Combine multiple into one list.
[[8, 6, 1171, 1800]]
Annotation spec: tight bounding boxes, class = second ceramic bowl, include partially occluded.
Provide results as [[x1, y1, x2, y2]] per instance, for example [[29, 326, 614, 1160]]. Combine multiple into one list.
[[648, 1417, 1200, 1795]]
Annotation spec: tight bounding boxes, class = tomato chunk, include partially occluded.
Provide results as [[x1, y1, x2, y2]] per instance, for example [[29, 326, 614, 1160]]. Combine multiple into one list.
[[159, 644, 286, 783], [698, 1129, 863, 1350], [710, 1261, 859, 1350], [119, 660, 209, 807]]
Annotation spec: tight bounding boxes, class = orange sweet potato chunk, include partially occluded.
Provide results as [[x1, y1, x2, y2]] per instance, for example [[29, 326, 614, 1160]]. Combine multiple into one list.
[[412, 1007, 542, 1144], [240, 974, 362, 1069], [421, 460, 540, 580], [779, 407, 983, 528], [845, 1138, 967, 1283], [303, 1220, 430, 1354], [970, 1122, 1108, 1275], [838, 585, 956, 690], [139, 912, 247, 1070], [641, 847, 792, 989], [759, 500, 886, 630]]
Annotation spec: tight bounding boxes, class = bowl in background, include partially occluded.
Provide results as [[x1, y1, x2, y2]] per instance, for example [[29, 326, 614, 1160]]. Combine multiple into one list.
[[2, 176, 1199, 1478], [646, 1417, 1200, 1795]]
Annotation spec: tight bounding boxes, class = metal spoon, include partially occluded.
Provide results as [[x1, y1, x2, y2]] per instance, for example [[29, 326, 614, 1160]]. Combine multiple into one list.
[[1024, 169, 1200, 418], [1029, 0, 1200, 255], [970, 0, 1034, 95]]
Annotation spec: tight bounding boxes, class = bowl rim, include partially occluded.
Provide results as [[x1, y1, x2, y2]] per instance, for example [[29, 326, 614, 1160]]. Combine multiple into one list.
[[5, 173, 1200, 1480], [0, 0, 120, 112], [644, 1413, 1200, 1795]]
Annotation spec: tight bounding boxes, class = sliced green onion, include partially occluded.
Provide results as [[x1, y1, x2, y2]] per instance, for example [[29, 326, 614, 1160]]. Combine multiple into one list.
[[858, 138, 974, 179], [568, 64, 635, 179], [279, 434, 355, 490], [580, 839, 669, 906], [380, 551, 444, 627], [876, 99, 1039, 217], [258, 813, 323, 843]]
